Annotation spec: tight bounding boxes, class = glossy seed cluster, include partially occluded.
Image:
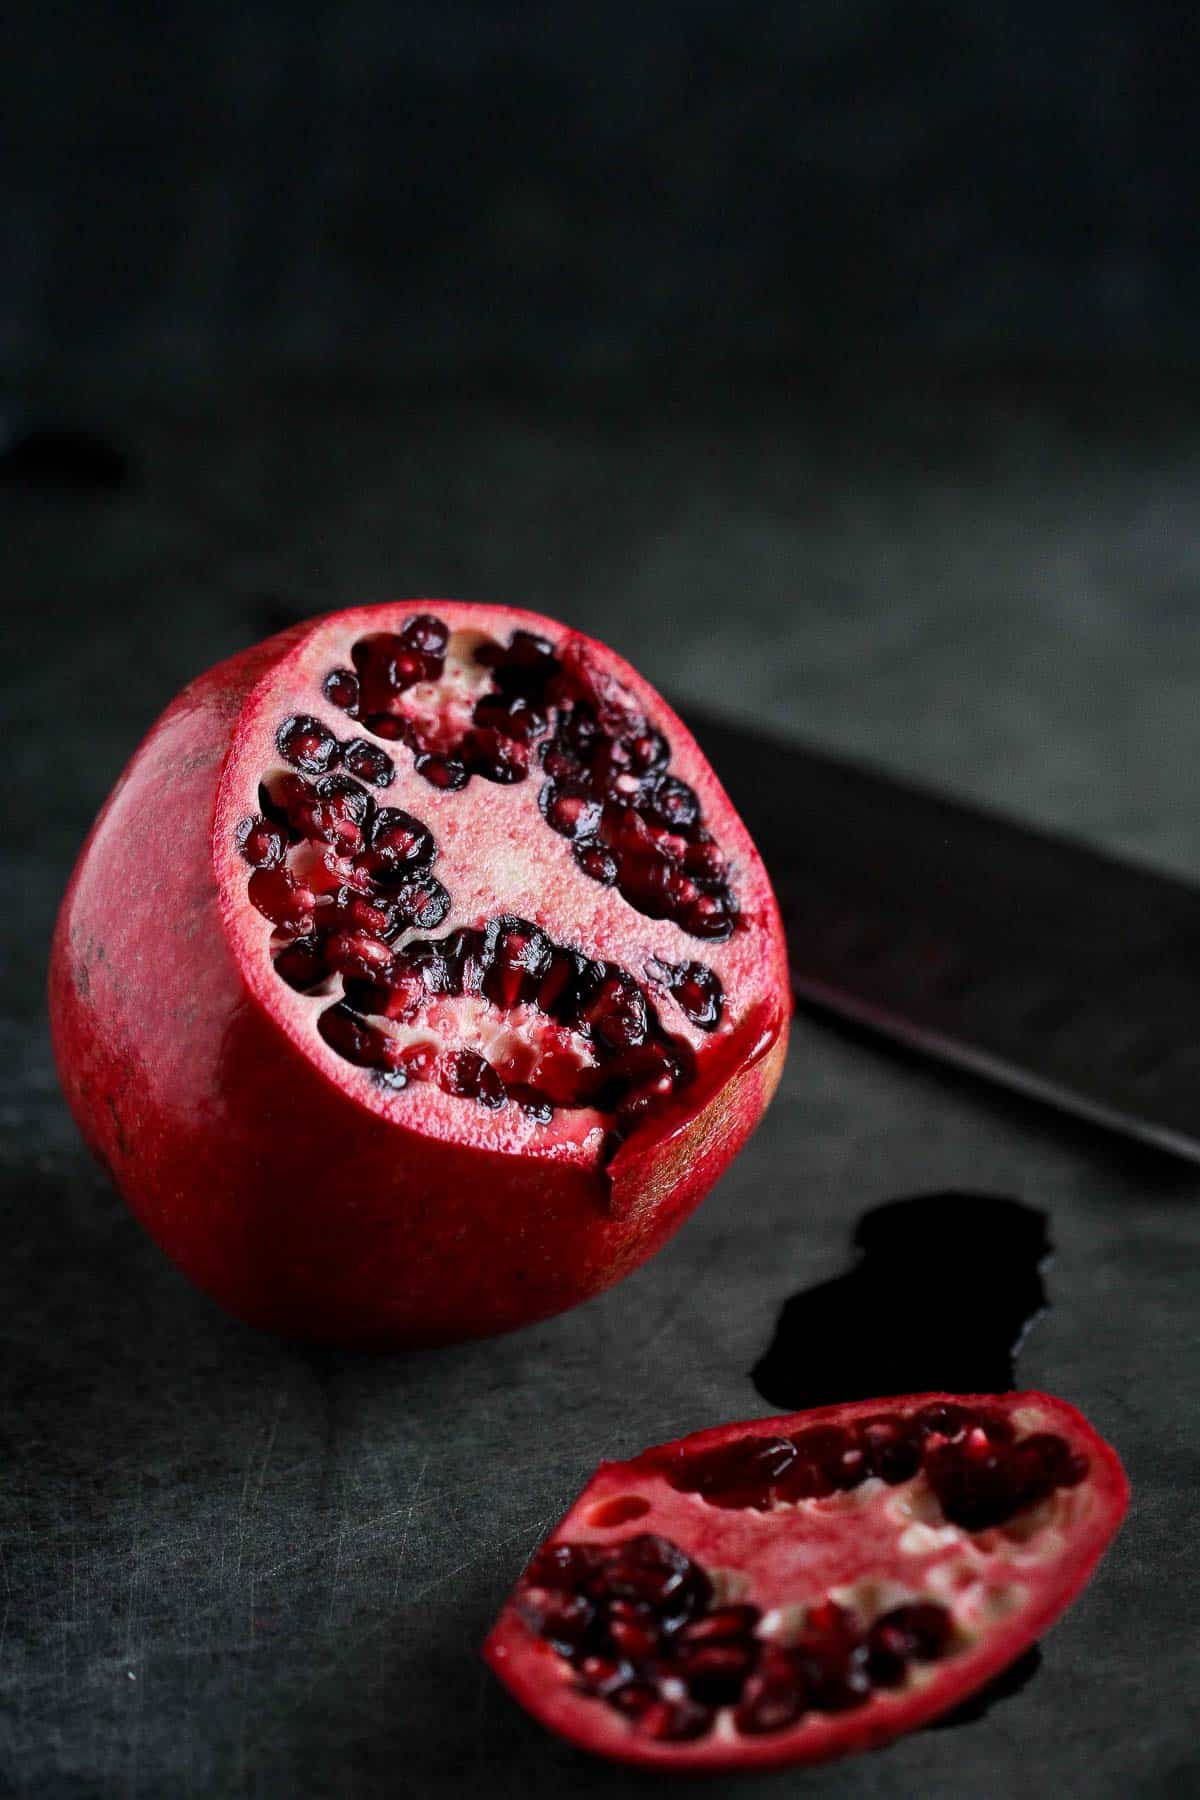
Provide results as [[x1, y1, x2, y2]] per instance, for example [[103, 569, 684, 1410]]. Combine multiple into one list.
[[319, 614, 741, 940], [236, 745, 708, 1123], [660, 1403, 1089, 1530], [516, 1533, 956, 1743]]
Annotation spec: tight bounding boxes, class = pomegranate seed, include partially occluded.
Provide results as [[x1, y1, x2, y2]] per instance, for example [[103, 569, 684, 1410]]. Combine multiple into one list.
[[235, 814, 286, 869], [672, 1641, 757, 1706], [440, 1050, 508, 1110], [276, 714, 340, 777], [400, 613, 450, 658], [273, 936, 329, 991], [325, 932, 395, 983], [675, 1605, 761, 1646], [655, 959, 724, 1031], [509, 1084, 555, 1124], [247, 867, 316, 933], [362, 712, 410, 741], [580, 974, 649, 1053], [628, 729, 669, 773], [390, 879, 450, 931], [525, 1542, 607, 1590], [542, 788, 601, 840], [871, 1602, 953, 1663], [734, 1667, 806, 1735], [517, 1588, 595, 1652], [573, 839, 619, 885], [316, 1003, 394, 1071], [482, 917, 551, 1009], [681, 891, 735, 941], [462, 727, 528, 784], [635, 1698, 713, 1742], [368, 808, 436, 873], [414, 751, 468, 791], [859, 1415, 921, 1484], [341, 738, 395, 787], [322, 667, 360, 715]]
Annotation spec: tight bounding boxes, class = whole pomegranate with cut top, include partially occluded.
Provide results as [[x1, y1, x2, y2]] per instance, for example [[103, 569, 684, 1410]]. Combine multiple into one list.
[[50, 601, 790, 1344], [485, 1391, 1128, 1768]]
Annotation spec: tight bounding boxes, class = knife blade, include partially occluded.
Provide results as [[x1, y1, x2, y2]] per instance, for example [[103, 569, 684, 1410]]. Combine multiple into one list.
[[684, 706, 1200, 1164]]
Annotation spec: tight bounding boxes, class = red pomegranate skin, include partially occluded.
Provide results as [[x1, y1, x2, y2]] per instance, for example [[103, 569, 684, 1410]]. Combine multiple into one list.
[[49, 603, 790, 1345], [485, 1392, 1129, 1770]]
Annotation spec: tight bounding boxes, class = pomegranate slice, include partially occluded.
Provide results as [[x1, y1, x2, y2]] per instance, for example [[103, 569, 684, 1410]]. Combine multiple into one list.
[[49, 602, 790, 1344], [484, 1391, 1128, 1769]]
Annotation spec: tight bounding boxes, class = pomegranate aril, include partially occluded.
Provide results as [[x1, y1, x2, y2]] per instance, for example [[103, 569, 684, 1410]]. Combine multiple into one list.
[[581, 974, 649, 1053], [673, 1642, 757, 1706], [607, 1616, 659, 1661], [734, 1667, 806, 1736], [675, 1606, 761, 1647], [628, 729, 669, 773], [667, 1436, 797, 1509], [657, 960, 724, 1031], [325, 932, 395, 983], [541, 787, 601, 840], [439, 926, 486, 996], [414, 750, 469, 791], [517, 1588, 596, 1653], [247, 867, 315, 933], [389, 879, 450, 931], [871, 1602, 953, 1664], [276, 714, 340, 777], [441, 1050, 508, 1110], [609, 1683, 657, 1719], [800, 1647, 871, 1714], [682, 892, 736, 941], [400, 613, 450, 658], [1019, 1432, 1089, 1488], [914, 1402, 978, 1441], [317, 1003, 395, 1071], [788, 1426, 867, 1492], [473, 692, 546, 741], [635, 1698, 713, 1743], [478, 628, 558, 680], [462, 727, 528, 784], [235, 814, 286, 869], [368, 808, 436, 872], [525, 1542, 607, 1591], [482, 917, 551, 1008], [683, 839, 727, 887], [273, 936, 329, 991], [573, 839, 619, 885], [860, 1416, 922, 1484], [322, 667, 360, 715], [341, 738, 395, 787], [363, 712, 411, 742], [509, 1085, 555, 1124], [602, 1536, 712, 1616], [646, 775, 700, 833]]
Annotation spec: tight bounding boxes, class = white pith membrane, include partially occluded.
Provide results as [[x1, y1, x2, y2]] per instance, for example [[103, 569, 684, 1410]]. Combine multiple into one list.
[[216, 604, 782, 1159], [502, 1397, 1111, 1750]]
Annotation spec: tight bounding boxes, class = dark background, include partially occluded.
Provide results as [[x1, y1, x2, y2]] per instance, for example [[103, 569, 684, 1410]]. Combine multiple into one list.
[[4, 5, 1199, 1797]]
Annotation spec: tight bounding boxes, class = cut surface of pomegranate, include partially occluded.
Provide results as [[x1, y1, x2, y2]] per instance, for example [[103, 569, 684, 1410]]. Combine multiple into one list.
[[49, 601, 789, 1344], [484, 1391, 1128, 1769]]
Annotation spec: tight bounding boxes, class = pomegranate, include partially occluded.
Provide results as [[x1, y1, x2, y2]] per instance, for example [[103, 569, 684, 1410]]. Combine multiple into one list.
[[49, 602, 790, 1344], [485, 1391, 1128, 1769]]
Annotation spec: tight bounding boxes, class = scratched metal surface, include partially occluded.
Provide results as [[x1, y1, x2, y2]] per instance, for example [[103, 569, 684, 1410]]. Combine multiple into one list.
[[4, 369, 1199, 1798]]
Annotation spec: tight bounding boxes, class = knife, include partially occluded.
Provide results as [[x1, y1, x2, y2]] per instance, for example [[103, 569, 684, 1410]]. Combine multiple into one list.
[[684, 706, 1200, 1164]]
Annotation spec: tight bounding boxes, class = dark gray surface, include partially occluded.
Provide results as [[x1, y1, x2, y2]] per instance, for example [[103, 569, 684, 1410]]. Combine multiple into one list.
[[4, 365, 1198, 1797]]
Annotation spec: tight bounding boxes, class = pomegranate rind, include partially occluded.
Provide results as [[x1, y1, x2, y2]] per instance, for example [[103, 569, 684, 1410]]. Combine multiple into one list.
[[483, 1391, 1129, 1770], [49, 603, 790, 1345]]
